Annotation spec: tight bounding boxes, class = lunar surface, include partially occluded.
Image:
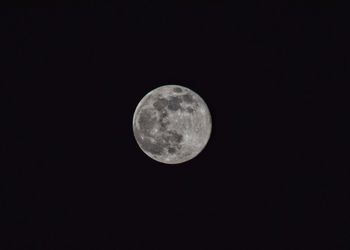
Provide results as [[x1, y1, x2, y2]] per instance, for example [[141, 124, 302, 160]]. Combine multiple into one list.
[[132, 85, 212, 164]]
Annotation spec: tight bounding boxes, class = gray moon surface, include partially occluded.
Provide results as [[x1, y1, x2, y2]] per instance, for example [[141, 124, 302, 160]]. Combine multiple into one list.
[[132, 85, 212, 164]]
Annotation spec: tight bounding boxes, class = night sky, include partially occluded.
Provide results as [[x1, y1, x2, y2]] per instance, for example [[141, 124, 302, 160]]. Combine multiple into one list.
[[1, 2, 348, 249]]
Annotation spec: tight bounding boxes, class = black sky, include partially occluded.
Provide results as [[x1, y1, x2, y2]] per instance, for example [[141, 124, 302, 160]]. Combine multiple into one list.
[[1, 2, 349, 249]]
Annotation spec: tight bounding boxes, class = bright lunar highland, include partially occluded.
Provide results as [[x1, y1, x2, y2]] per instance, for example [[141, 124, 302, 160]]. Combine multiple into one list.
[[133, 85, 212, 164]]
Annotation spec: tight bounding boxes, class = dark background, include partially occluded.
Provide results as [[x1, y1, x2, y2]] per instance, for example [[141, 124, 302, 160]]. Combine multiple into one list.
[[1, 2, 349, 249]]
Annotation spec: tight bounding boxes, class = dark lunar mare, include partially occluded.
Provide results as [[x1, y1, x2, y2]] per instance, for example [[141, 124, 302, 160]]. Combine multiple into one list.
[[186, 107, 194, 113], [136, 104, 184, 156], [173, 87, 183, 93], [182, 93, 194, 104], [153, 97, 168, 111], [159, 111, 169, 131], [138, 109, 157, 133], [153, 93, 195, 112], [163, 130, 183, 144], [136, 108, 165, 155], [134, 130, 164, 155], [153, 98, 169, 132], [168, 147, 176, 154], [159, 126, 183, 155], [167, 96, 182, 111], [152, 96, 184, 153]]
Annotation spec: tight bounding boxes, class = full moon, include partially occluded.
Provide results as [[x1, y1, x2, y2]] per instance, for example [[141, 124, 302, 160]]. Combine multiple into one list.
[[132, 85, 212, 164]]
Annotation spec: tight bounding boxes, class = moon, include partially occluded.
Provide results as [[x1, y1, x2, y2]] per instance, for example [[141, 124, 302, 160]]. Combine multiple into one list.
[[132, 85, 212, 164]]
